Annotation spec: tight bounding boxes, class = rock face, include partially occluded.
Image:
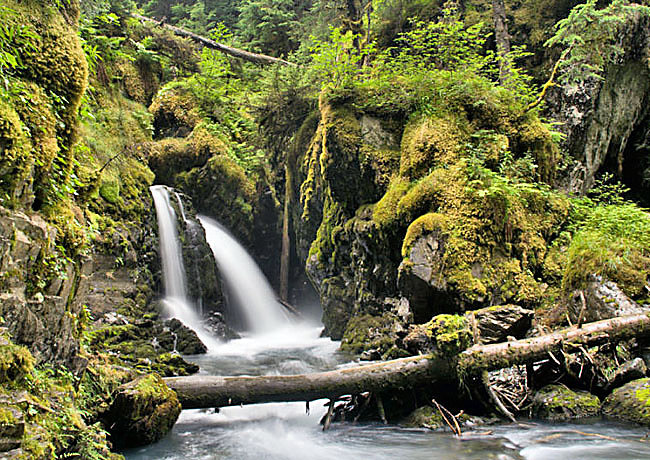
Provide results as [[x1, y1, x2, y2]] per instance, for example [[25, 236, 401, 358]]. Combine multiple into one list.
[[0, 207, 81, 367], [104, 374, 181, 448], [550, 14, 650, 196], [531, 385, 600, 420], [602, 378, 650, 426]]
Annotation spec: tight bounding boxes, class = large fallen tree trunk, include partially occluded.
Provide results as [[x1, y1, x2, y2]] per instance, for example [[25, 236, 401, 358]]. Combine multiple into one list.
[[165, 313, 650, 409], [132, 13, 296, 67]]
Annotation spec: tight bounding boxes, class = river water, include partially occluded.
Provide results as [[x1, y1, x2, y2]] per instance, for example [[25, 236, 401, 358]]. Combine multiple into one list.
[[124, 323, 650, 460]]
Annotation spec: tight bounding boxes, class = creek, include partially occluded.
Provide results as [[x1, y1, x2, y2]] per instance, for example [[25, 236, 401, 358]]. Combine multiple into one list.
[[130, 187, 650, 460]]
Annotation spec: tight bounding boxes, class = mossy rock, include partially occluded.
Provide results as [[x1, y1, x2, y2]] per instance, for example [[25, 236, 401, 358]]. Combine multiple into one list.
[[531, 384, 600, 420], [0, 335, 35, 385], [602, 378, 650, 426], [340, 313, 407, 359], [104, 374, 181, 448], [401, 405, 473, 430]]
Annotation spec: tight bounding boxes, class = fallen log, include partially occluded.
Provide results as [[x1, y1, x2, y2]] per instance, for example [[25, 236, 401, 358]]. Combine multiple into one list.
[[132, 13, 296, 67], [165, 313, 650, 409]]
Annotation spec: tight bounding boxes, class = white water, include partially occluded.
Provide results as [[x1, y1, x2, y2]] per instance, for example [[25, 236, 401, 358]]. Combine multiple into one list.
[[199, 215, 289, 333], [150, 185, 220, 351]]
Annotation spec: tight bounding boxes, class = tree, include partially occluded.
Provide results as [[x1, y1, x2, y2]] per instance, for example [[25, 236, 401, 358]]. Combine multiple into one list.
[[237, 0, 301, 57]]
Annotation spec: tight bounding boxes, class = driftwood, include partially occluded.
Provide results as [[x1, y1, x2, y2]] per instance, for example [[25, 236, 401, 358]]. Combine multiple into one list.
[[165, 313, 650, 409], [132, 13, 296, 67]]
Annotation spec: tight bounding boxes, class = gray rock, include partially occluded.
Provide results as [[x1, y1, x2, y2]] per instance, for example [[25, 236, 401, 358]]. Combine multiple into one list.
[[568, 275, 649, 323], [468, 305, 533, 344], [606, 358, 648, 391], [0, 406, 23, 452]]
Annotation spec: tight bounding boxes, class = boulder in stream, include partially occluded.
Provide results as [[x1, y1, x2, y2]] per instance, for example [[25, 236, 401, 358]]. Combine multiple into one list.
[[531, 384, 600, 420], [602, 378, 650, 426]]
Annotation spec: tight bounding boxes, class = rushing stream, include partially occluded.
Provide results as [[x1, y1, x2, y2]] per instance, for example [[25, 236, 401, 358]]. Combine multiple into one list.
[[140, 188, 650, 460]]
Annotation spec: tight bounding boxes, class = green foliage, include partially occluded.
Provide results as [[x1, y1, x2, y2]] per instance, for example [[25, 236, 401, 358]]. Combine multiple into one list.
[[545, 0, 650, 84], [237, 0, 300, 57], [564, 193, 650, 296], [0, 6, 38, 98], [309, 26, 368, 90]]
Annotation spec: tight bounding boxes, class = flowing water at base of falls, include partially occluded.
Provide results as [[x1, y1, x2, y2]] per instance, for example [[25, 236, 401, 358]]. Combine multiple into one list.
[[125, 323, 650, 460]]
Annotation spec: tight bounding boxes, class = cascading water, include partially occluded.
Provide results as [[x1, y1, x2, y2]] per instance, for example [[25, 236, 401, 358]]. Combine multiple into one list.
[[150, 185, 220, 351], [198, 215, 289, 334]]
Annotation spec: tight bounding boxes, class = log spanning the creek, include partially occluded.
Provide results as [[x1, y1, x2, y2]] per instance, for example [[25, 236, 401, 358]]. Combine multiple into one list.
[[132, 13, 296, 67], [165, 313, 650, 409]]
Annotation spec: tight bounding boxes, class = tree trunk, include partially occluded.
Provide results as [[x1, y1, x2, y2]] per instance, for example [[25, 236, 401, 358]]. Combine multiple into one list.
[[166, 354, 452, 409], [132, 14, 296, 67], [279, 166, 291, 302], [492, 0, 511, 84], [165, 313, 650, 408]]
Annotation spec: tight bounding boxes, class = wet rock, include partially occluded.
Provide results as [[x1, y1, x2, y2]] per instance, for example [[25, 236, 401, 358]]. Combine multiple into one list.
[[203, 312, 240, 341], [468, 305, 534, 344], [531, 384, 600, 420], [401, 405, 483, 430], [0, 294, 78, 366], [340, 313, 408, 360], [602, 378, 650, 426], [164, 319, 207, 355], [153, 353, 199, 377], [606, 358, 648, 392], [568, 275, 649, 323], [105, 374, 181, 448], [398, 232, 459, 323]]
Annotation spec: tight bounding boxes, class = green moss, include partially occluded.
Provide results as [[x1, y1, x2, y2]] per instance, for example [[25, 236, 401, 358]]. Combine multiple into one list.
[[99, 180, 120, 205], [563, 202, 650, 297], [340, 313, 404, 357], [402, 405, 471, 430], [602, 378, 650, 426], [0, 338, 35, 385], [399, 115, 464, 179], [372, 175, 412, 228], [426, 314, 473, 356]]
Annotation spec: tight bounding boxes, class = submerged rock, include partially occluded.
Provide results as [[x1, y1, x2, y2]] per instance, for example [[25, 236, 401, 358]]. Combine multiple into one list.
[[531, 384, 600, 420], [104, 374, 181, 448], [602, 378, 650, 426]]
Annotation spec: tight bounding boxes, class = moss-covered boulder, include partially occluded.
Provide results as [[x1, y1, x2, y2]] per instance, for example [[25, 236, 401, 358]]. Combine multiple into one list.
[[104, 374, 181, 448], [340, 313, 408, 360], [531, 384, 600, 420], [602, 378, 650, 426], [403, 314, 472, 357]]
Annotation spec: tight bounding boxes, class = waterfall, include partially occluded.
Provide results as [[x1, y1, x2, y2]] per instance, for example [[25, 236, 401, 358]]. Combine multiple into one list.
[[150, 185, 220, 351], [198, 215, 289, 333]]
